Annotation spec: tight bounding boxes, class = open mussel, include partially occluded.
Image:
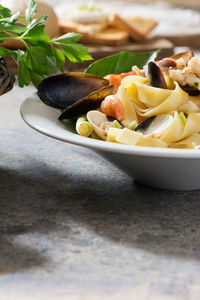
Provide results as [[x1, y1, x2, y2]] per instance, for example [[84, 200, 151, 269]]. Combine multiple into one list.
[[38, 73, 114, 119], [148, 62, 167, 89]]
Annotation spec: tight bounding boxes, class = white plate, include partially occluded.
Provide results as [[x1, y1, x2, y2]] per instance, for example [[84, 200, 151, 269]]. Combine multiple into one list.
[[21, 93, 200, 191]]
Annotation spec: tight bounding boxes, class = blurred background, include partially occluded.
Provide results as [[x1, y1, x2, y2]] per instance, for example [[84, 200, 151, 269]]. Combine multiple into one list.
[[1, 0, 200, 71], [46, 0, 200, 8]]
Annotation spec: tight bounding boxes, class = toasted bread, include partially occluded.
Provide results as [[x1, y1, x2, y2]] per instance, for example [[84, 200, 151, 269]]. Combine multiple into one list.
[[84, 27, 129, 45], [59, 19, 129, 45], [112, 14, 158, 41], [59, 19, 109, 36]]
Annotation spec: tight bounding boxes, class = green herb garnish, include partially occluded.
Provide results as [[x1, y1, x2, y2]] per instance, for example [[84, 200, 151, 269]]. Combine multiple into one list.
[[179, 112, 187, 122], [113, 120, 122, 129], [0, 0, 92, 88], [194, 82, 199, 87], [128, 120, 138, 130], [187, 109, 192, 115]]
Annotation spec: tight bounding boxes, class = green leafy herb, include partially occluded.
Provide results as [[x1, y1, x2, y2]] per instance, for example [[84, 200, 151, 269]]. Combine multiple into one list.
[[179, 112, 187, 122], [25, 0, 38, 24], [194, 82, 199, 87], [128, 120, 138, 130], [186, 109, 192, 115], [85, 50, 159, 77], [113, 120, 122, 129], [0, 0, 92, 88], [0, 5, 12, 18]]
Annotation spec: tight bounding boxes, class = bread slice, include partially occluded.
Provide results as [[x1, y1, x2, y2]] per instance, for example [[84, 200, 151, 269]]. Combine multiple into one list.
[[59, 18, 129, 45], [83, 27, 129, 45], [59, 19, 109, 36], [112, 14, 158, 41]]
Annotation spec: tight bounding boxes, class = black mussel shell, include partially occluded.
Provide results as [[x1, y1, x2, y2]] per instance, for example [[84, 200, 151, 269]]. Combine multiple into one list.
[[135, 117, 155, 134], [59, 85, 114, 120], [38, 73, 110, 109], [148, 62, 167, 89], [180, 84, 200, 96], [0, 57, 15, 96]]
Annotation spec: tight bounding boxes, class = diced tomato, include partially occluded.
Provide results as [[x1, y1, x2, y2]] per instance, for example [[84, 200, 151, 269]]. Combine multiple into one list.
[[118, 71, 136, 79]]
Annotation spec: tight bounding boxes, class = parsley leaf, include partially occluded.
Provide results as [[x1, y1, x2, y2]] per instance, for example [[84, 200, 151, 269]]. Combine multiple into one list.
[[0, 5, 11, 18], [0, 0, 93, 88], [25, 0, 38, 24], [17, 50, 31, 87]]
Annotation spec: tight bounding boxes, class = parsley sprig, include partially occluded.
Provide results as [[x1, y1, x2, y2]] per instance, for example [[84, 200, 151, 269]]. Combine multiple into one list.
[[0, 0, 93, 88]]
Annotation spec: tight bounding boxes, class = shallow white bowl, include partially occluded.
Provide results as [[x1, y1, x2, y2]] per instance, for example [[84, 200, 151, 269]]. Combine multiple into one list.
[[21, 93, 200, 191]]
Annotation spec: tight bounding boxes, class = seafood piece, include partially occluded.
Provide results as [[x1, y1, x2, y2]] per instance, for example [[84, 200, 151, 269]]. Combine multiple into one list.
[[169, 69, 200, 96], [38, 73, 111, 109], [135, 116, 155, 134], [0, 58, 15, 96], [156, 58, 176, 70], [170, 51, 194, 64], [188, 57, 200, 76], [148, 62, 167, 89], [87, 110, 115, 140], [100, 95, 126, 121], [135, 114, 173, 136], [104, 74, 121, 93], [156, 51, 200, 95]]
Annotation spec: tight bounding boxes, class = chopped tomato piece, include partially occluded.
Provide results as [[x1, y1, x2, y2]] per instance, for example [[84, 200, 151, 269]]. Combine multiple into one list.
[[118, 71, 136, 79]]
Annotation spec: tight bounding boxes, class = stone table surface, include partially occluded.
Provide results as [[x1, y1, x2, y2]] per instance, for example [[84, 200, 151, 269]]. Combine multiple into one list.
[[0, 84, 200, 300]]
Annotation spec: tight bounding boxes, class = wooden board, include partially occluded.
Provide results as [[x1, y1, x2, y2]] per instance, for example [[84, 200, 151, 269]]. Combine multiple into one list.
[[154, 33, 200, 48]]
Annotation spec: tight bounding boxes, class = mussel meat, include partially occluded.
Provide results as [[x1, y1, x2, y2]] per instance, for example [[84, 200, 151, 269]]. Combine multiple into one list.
[[0, 57, 15, 96], [148, 62, 167, 89], [38, 73, 114, 119]]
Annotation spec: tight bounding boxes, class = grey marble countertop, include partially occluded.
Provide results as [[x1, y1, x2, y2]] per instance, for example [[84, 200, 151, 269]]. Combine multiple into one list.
[[0, 84, 200, 300]]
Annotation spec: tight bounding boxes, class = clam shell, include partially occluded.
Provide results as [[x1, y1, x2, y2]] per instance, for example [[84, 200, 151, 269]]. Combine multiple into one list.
[[87, 110, 109, 140]]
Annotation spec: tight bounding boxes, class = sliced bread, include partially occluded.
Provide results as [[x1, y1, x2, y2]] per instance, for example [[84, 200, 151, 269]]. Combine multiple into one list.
[[112, 14, 158, 41]]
